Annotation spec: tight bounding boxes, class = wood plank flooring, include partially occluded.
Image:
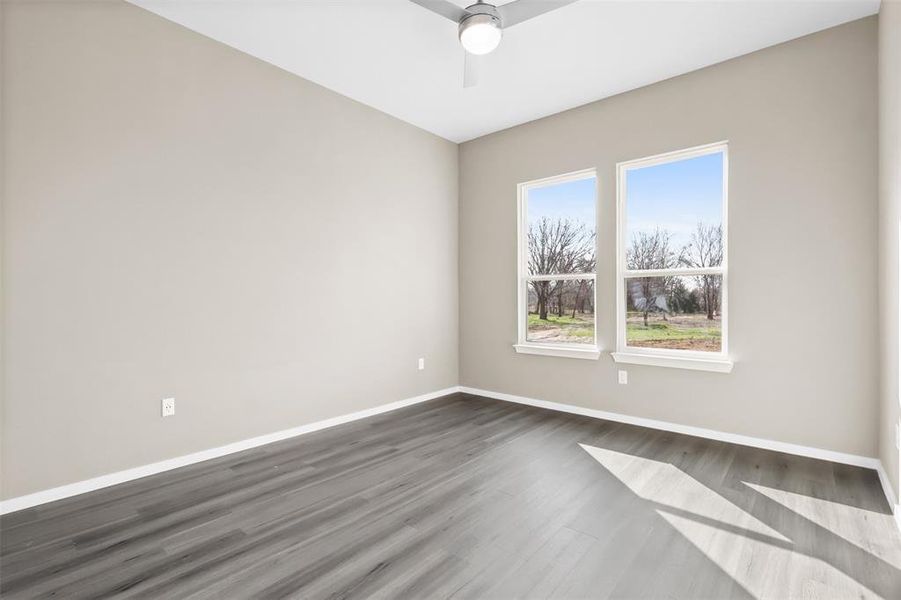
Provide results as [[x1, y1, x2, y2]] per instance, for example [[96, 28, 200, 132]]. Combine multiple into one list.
[[1, 392, 900, 599]]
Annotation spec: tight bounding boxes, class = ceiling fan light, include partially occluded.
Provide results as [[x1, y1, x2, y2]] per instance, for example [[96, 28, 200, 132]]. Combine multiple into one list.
[[458, 13, 502, 55]]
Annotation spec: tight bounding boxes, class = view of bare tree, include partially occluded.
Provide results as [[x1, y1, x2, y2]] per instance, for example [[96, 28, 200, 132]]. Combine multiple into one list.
[[626, 228, 675, 326], [679, 223, 723, 320], [527, 217, 595, 320]]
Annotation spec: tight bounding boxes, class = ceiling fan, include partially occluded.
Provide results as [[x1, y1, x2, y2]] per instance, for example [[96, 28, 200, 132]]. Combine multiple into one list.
[[409, 0, 580, 87]]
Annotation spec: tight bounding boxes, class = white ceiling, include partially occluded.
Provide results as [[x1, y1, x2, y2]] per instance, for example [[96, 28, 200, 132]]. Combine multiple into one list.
[[129, 0, 879, 143]]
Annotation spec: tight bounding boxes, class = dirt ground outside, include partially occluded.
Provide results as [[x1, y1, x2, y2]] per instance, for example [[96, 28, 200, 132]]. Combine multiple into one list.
[[626, 312, 721, 352], [526, 312, 594, 345]]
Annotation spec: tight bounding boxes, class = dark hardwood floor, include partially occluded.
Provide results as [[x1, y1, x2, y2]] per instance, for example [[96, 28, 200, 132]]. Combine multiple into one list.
[[1, 392, 900, 599]]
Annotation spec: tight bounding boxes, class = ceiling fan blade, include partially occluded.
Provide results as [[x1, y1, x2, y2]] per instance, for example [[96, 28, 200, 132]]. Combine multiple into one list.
[[408, 0, 469, 23], [497, 0, 581, 28], [463, 51, 480, 88]]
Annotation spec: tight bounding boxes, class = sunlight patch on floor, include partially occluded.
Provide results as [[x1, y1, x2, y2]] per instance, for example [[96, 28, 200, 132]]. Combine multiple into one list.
[[579, 443, 885, 599], [744, 481, 901, 569], [660, 511, 876, 600], [578, 443, 788, 541]]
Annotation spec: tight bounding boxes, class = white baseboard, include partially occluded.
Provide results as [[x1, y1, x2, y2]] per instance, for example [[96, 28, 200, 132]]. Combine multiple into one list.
[[459, 386, 880, 468], [0, 386, 460, 516], [459, 386, 901, 531]]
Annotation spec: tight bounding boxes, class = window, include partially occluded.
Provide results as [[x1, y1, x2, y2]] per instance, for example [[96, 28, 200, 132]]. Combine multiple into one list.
[[515, 169, 599, 359], [614, 143, 732, 372]]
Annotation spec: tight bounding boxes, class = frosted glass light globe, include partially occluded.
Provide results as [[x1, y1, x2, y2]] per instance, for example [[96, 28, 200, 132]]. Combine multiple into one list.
[[459, 13, 502, 55]]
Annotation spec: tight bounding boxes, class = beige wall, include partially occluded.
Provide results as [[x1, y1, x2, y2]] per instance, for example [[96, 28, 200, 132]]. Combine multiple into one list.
[[879, 1, 901, 502], [0, 0, 458, 499], [0, 2, 885, 502], [459, 18, 879, 457]]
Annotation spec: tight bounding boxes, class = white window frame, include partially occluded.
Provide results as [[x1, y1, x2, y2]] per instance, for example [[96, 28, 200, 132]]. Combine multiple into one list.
[[514, 168, 600, 360], [613, 142, 733, 373]]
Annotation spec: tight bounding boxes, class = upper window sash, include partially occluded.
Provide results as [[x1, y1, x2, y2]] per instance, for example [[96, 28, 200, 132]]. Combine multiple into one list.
[[518, 168, 598, 278], [618, 142, 729, 275]]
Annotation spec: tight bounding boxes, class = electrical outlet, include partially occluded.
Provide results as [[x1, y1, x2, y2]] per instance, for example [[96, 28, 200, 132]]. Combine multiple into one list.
[[618, 370, 628, 385], [161, 397, 175, 417], [896, 421, 900, 451], [418, 357, 425, 371]]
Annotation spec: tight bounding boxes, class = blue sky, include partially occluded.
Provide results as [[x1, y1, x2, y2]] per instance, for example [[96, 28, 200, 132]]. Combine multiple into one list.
[[626, 152, 723, 248], [527, 177, 596, 232], [526, 153, 722, 249]]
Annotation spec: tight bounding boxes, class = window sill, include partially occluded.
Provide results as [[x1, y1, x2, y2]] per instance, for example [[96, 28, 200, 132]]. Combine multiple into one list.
[[611, 352, 733, 373], [514, 344, 601, 360]]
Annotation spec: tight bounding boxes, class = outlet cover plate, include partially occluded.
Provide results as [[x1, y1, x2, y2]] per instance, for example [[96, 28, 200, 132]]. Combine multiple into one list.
[[162, 397, 175, 417]]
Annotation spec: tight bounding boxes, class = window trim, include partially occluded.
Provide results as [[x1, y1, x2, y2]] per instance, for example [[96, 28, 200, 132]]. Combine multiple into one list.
[[615, 141, 733, 373], [515, 168, 600, 359]]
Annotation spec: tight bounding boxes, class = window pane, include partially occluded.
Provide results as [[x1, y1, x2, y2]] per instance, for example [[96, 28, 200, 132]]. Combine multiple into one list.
[[526, 176, 596, 275], [625, 275, 722, 352], [625, 152, 724, 269], [527, 279, 595, 345]]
